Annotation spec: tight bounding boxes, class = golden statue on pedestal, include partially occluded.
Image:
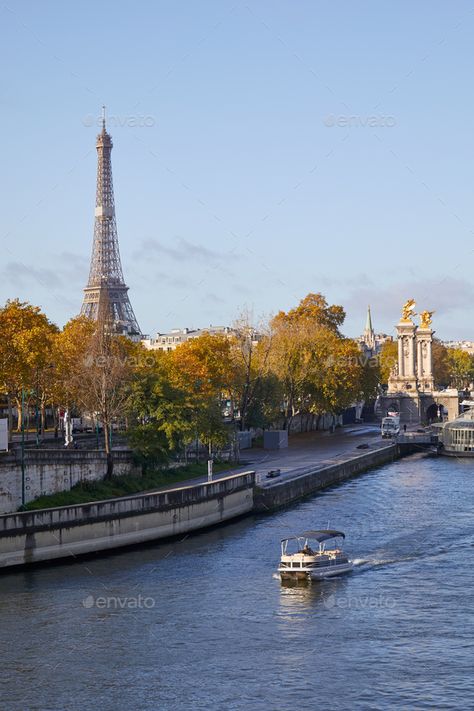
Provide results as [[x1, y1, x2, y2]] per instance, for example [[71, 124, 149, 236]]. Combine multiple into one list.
[[419, 310, 434, 328], [401, 299, 416, 322]]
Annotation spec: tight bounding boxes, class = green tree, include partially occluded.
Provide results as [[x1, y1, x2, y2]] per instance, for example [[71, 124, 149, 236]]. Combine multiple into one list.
[[125, 349, 187, 458]]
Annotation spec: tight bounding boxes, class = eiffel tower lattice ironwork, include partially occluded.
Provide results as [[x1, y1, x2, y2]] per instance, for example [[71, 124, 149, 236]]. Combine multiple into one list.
[[81, 108, 141, 337]]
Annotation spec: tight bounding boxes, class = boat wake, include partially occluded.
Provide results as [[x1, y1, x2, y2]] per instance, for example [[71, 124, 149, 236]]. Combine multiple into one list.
[[351, 555, 417, 573], [352, 558, 369, 566]]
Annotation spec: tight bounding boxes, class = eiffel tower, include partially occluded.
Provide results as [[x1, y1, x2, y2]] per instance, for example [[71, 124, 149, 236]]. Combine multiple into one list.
[[81, 108, 141, 338]]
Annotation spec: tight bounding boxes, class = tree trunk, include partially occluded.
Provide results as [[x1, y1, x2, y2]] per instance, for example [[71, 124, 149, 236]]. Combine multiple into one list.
[[40, 396, 46, 435], [106, 452, 114, 479], [104, 421, 114, 479], [7, 395, 13, 439], [52, 407, 58, 438], [15, 398, 22, 432], [26, 406, 30, 440]]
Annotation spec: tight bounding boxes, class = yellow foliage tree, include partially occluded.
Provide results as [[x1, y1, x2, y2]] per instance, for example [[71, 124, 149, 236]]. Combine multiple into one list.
[[51, 316, 96, 419], [446, 348, 474, 390], [0, 299, 58, 434], [379, 340, 398, 384], [170, 333, 232, 455], [268, 294, 362, 430]]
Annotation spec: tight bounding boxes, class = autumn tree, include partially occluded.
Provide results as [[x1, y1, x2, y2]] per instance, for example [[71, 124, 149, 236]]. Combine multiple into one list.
[[273, 292, 345, 334], [379, 340, 398, 384], [314, 333, 367, 415], [266, 317, 314, 430], [446, 348, 474, 390], [0, 299, 58, 435], [72, 294, 137, 477], [359, 352, 382, 402], [169, 333, 232, 456], [432, 339, 450, 387], [50, 316, 96, 429], [268, 293, 363, 430], [227, 312, 275, 431]]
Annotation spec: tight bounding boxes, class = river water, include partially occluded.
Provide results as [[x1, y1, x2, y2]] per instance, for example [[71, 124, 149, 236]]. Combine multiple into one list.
[[2, 453, 474, 710]]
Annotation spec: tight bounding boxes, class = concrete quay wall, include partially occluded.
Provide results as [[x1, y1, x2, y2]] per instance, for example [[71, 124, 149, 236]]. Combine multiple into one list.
[[0, 472, 255, 569], [0, 449, 140, 514], [253, 445, 397, 511]]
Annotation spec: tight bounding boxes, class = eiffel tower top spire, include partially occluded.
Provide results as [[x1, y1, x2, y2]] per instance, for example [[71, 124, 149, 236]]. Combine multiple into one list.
[[80, 110, 141, 338]]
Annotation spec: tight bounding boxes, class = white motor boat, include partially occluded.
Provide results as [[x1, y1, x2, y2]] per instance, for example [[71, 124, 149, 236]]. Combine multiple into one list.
[[278, 530, 353, 581]]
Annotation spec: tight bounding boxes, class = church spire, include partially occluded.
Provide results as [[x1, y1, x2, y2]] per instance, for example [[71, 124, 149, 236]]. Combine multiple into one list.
[[365, 305, 374, 334], [363, 305, 376, 352]]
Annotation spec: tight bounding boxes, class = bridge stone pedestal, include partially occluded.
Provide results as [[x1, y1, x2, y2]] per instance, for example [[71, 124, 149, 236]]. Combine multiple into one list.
[[416, 327, 435, 393], [378, 308, 459, 424]]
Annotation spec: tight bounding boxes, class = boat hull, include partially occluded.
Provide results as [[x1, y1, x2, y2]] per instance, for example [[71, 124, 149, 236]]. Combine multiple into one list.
[[279, 562, 353, 581], [308, 562, 353, 579]]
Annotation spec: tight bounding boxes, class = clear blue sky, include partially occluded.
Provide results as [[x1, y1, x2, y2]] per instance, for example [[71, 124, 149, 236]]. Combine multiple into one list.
[[2, 0, 474, 340]]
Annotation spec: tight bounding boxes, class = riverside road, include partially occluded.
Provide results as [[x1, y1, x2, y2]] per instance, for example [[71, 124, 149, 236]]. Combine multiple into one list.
[[156, 423, 386, 491]]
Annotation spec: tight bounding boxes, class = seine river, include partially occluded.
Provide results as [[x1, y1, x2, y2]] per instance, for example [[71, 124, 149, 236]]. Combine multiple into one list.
[[2, 454, 474, 710]]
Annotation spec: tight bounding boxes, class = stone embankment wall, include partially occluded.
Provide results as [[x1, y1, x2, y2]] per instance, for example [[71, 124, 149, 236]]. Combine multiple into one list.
[[254, 444, 397, 511], [0, 450, 139, 514], [0, 472, 255, 568]]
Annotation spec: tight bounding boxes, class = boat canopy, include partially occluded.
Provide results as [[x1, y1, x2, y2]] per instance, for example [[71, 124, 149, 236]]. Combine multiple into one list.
[[281, 530, 345, 543]]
